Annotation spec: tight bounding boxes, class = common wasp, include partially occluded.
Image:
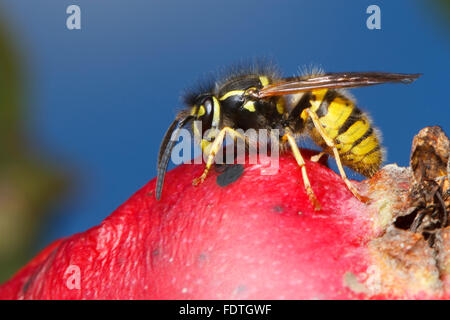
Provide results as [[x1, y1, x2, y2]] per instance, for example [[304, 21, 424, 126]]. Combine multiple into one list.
[[156, 63, 420, 210]]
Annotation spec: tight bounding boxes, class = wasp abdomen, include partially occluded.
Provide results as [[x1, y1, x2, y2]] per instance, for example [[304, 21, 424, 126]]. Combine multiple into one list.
[[304, 89, 383, 177]]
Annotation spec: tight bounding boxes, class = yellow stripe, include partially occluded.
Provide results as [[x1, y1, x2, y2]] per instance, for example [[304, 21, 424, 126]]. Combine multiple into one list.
[[336, 142, 353, 154], [322, 97, 353, 128], [351, 135, 378, 156], [197, 105, 206, 117], [324, 128, 339, 139], [342, 153, 364, 163], [243, 101, 256, 112], [302, 89, 327, 121], [259, 76, 270, 87], [276, 98, 285, 114], [337, 119, 370, 144], [211, 96, 221, 128], [219, 90, 244, 101], [190, 105, 197, 116], [300, 109, 308, 121], [309, 90, 328, 111], [361, 151, 382, 165]]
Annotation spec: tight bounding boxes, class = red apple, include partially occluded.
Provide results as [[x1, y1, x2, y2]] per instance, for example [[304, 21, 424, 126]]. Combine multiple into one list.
[[0, 149, 448, 299]]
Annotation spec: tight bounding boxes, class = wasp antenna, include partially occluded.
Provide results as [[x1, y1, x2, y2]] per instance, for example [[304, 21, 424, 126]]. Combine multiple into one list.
[[156, 114, 193, 200]]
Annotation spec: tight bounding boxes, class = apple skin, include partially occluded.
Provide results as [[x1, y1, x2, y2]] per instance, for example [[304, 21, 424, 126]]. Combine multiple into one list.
[[0, 151, 445, 299]]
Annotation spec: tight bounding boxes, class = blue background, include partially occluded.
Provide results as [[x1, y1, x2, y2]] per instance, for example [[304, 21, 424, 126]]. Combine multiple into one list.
[[2, 0, 449, 253]]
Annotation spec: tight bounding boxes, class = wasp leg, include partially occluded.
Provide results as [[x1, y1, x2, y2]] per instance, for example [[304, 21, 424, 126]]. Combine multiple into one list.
[[306, 109, 370, 203], [282, 132, 321, 211], [193, 127, 245, 186], [310, 151, 326, 163]]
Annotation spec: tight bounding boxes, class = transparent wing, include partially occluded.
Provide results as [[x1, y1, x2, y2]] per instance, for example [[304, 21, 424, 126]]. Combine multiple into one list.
[[255, 72, 422, 98]]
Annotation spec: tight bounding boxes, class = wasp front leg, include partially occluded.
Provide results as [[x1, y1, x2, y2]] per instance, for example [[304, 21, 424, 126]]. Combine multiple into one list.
[[193, 127, 245, 186], [305, 108, 370, 203]]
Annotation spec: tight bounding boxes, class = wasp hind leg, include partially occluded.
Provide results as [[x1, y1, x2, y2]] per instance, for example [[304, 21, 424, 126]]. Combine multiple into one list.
[[192, 127, 245, 186], [283, 132, 321, 211], [310, 151, 326, 163], [305, 109, 370, 203]]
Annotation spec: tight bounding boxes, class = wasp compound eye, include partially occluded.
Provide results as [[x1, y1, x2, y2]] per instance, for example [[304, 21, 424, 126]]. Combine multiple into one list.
[[195, 96, 217, 135], [202, 98, 213, 121]]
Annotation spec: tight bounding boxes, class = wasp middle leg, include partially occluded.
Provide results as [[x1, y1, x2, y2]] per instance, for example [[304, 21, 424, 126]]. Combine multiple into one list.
[[310, 151, 326, 163], [282, 131, 321, 211]]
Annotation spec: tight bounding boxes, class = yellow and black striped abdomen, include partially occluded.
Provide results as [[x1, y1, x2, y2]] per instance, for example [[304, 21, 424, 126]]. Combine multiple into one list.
[[303, 89, 383, 177]]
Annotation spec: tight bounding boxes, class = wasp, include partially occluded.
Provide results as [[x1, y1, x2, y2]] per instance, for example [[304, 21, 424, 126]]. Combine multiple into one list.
[[156, 64, 421, 210]]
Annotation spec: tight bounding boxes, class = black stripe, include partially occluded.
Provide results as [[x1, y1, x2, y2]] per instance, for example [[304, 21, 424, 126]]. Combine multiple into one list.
[[286, 92, 312, 131], [348, 145, 382, 177], [364, 144, 381, 157], [289, 92, 312, 119], [340, 130, 378, 157], [315, 90, 338, 118], [337, 106, 363, 135], [348, 126, 374, 150]]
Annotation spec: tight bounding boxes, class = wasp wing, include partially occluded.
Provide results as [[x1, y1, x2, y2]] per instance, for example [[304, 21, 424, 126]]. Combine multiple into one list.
[[256, 72, 421, 98]]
